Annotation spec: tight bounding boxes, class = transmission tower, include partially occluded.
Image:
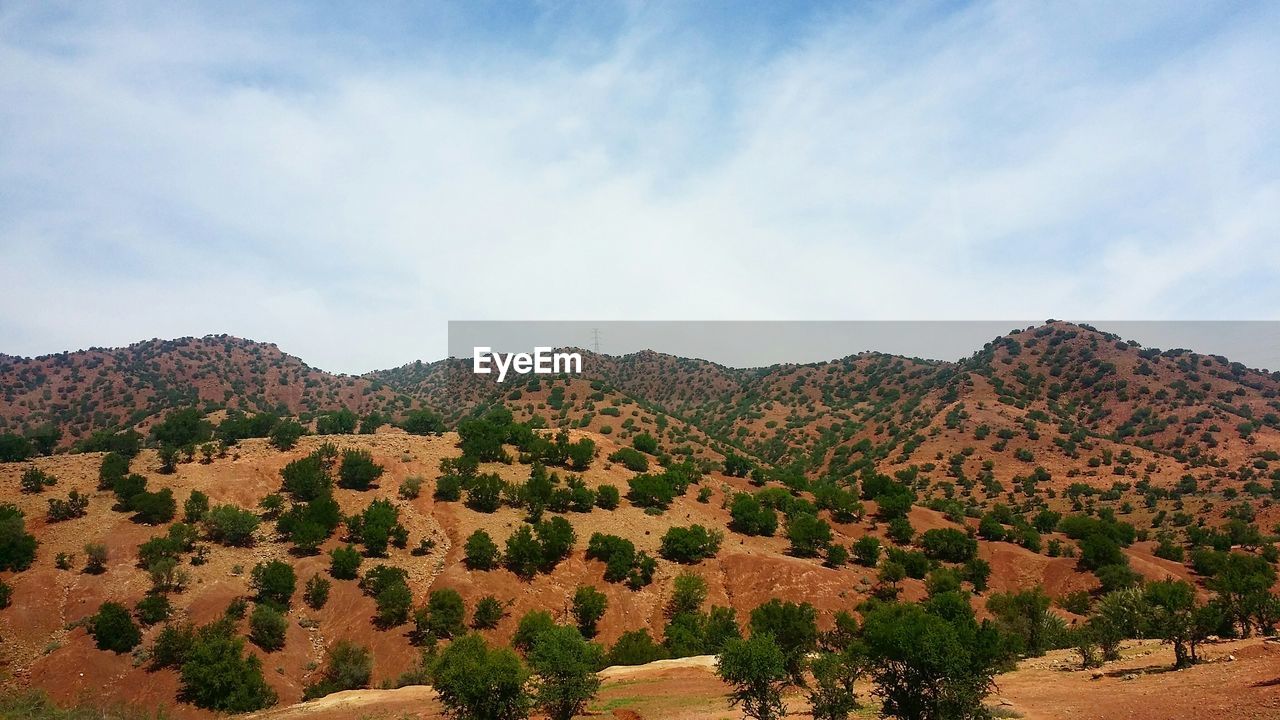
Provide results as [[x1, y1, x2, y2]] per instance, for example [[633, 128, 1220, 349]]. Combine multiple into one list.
[[590, 327, 602, 354]]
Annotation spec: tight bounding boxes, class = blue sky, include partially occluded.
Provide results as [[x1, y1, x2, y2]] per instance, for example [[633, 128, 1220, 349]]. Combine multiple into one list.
[[1, 1, 1278, 373]]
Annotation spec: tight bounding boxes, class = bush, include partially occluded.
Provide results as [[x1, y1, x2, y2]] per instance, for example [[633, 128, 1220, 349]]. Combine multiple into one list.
[[20, 467, 56, 494], [183, 490, 210, 523], [269, 420, 306, 450], [329, 544, 363, 579], [0, 504, 37, 572], [595, 484, 620, 510], [46, 490, 89, 522], [786, 513, 832, 558], [730, 493, 778, 536], [717, 634, 788, 720], [304, 640, 373, 700], [249, 605, 288, 651], [88, 602, 142, 653], [607, 628, 668, 666], [305, 575, 331, 609], [0, 579, 11, 609], [178, 620, 277, 712], [852, 536, 881, 567], [250, 560, 296, 610], [660, 525, 723, 563], [473, 594, 506, 629], [338, 449, 384, 490], [399, 475, 423, 500], [98, 452, 130, 490], [432, 634, 531, 720], [135, 594, 172, 626], [281, 454, 331, 501], [84, 543, 108, 574], [528, 625, 604, 720], [609, 448, 650, 472], [361, 565, 413, 628], [572, 585, 608, 637], [316, 409, 358, 435], [203, 504, 260, 546], [885, 517, 914, 546], [632, 433, 658, 454], [466, 473, 505, 513], [419, 588, 467, 640], [465, 530, 501, 570], [130, 488, 177, 524], [627, 473, 676, 510], [401, 409, 446, 435], [920, 528, 978, 563]]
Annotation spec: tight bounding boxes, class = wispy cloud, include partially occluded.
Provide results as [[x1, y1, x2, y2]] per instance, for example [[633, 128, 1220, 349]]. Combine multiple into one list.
[[1, 1, 1277, 372]]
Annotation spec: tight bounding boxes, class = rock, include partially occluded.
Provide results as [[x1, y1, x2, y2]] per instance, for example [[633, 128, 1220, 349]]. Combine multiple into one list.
[[1122, 673, 1139, 681], [1091, 671, 1105, 680]]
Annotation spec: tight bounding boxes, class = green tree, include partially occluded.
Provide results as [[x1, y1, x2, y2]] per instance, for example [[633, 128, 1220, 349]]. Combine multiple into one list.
[[88, 601, 142, 653], [786, 512, 832, 558], [0, 504, 37, 572], [528, 625, 604, 720], [304, 575, 331, 610], [717, 634, 788, 720], [431, 634, 532, 720], [572, 585, 609, 638], [749, 599, 818, 681], [250, 560, 296, 610], [249, 604, 288, 651], [329, 544, 363, 579], [179, 620, 278, 712], [304, 640, 373, 700], [465, 529, 502, 570], [338, 449, 384, 490]]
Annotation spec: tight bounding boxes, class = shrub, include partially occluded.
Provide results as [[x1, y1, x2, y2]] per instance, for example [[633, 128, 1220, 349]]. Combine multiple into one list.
[[528, 625, 604, 720], [572, 585, 608, 637], [431, 634, 531, 720], [607, 629, 667, 666], [595, 484, 620, 510], [464, 530, 501, 570], [316, 409, 358, 435], [183, 490, 210, 523], [466, 473, 505, 513], [98, 452, 130, 490], [749, 599, 817, 681], [730, 493, 778, 537], [250, 560, 296, 610], [885, 517, 914, 546], [919, 528, 978, 563], [305, 575, 331, 609], [130, 488, 177, 524], [513, 610, 559, 652], [20, 467, 56, 494], [88, 601, 142, 653], [0, 579, 10, 609], [46, 490, 89, 522], [0, 504, 37, 572], [135, 594, 172, 626], [249, 605, 289, 651], [660, 525, 723, 563], [329, 544, 362, 579], [84, 543, 108, 574], [178, 620, 277, 712], [304, 640, 373, 699], [338, 449, 384, 490], [401, 409, 446, 435], [472, 595, 506, 629], [203, 504, 260, 546], [626, 473, 676, 510], [786, 513, 832, 558], [399, 475, 423, 500], [281, 454, 331, 501], [609, 448, 649, 472], [632, 433, 658, 454]]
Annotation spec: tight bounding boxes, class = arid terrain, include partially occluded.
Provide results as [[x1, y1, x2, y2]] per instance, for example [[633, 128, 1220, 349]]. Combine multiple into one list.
[[1, 321, 1278, 719]]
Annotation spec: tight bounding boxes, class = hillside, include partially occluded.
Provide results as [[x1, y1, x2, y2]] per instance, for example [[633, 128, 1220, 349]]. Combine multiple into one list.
[[0, 337, 411, 446]]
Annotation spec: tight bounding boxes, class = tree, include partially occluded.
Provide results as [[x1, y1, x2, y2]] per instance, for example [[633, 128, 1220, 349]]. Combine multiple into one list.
[[607, 629, 668, 666], [465, 529, 501, 570], [852, 536, 882, 567], [420, 588, 467, 639], [88, 601, 142, 653], [610, 448, 650, 472], [135, 594, 172, 625], [1207, 552, 1276, 636], [338, 449, 384, 490], [666, 572, 709, 619], [329, 544, 362, 579], [269, 420, 305, 450], [466, 473, 505, 513], [179, 620, 277, 712], [572, 585, 608, 638], [316, 409, 358, 435], [203, 504, 259, 546], [730, 493, 778, 536], [0, 433, 33, 462], [528, 626, 604, 720], [151, 408, 212, 449], [304, 640, 373, 700], [473, 594, 506, 629], [513, 610, 559, 652], [249, 604, 288, 651], [505, 525, 545, 579], [808, 648, 863, 720], [130, 488, 177, 524], [0, 504, 37, 571], [431, 634, 532, 720], [786, 512, 832, 558], [304, 575, 331, 609], [84, 542, 108, 574], [987, 588, 1055, 657], [660, 524, 723, 563], [717, 634, 788, 720], [749, 599, 818, 681], [919, 528, 978, 563], [98, 452, 130, 490], [861, 602, 1000, 720], [250, 560, 296, 610], [183, 490, 210, 523], [595, 484, 620, 510], [401, 409, 446, 435], [1144, 578, 1198, 668]]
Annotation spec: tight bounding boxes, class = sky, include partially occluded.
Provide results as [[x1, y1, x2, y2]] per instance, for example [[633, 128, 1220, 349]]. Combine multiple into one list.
[[1, 1, 1278, 374]]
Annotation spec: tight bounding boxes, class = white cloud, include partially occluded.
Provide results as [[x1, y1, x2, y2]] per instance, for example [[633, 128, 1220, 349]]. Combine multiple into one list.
[[0, 1, 1277, 372]]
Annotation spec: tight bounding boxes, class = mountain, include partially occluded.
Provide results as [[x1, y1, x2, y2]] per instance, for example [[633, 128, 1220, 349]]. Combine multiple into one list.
[[0, 336, 411, 445]]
